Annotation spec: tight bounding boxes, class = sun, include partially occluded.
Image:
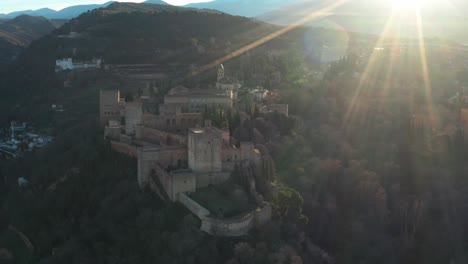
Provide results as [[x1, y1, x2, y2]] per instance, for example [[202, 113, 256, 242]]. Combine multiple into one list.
[[391, 0, 421, 10]]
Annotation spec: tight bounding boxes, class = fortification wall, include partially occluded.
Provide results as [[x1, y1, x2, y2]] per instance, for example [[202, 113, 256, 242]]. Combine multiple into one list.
[[178, 189, 272, 236], [222, 147, 242, 162], [153, 163, 174, 200], [125, 102, 143, 135], [254, 203, 272, 227], [136, 126, 187, 146], [171, 171, 196, 200], [200, 203, 272, 236], [178, 193, 256, 237], [201, 213, 254, 237], [137, 147, 187, 189], [100, 90, 122, 127], [178, 193, 210, 218], [222, 161, 236, 171], [142, 113, 202, 131], [240, 142, 255, 161], [104, 126, 121, 140], [110, 141, 137, 157], [260, 104, 289, 117], [196, 171, 231, 189]]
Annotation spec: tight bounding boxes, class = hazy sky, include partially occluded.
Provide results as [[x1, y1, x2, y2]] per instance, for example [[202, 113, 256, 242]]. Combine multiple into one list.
[[1, 0, 213, 13]]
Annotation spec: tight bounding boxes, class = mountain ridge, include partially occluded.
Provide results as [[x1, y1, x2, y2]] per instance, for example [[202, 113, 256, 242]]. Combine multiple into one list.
[[0, 15, 57, 63], [0, 2, 115, 19], [0, 1, 173, 19]]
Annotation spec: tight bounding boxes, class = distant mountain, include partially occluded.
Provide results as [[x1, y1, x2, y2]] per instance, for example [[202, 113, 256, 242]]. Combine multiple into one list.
[[185, 0, 304, 17], [144, 0, 169, 4], [0, 2, 114, 20], [0, 15, 57, 63], [48, 2, 115, 19], [102, 2, 222, 15], [1, 8, 57, 19]]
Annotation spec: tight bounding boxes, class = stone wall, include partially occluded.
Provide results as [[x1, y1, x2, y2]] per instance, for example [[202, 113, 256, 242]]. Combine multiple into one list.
[[136, 126, 187, 146], [178, 193, 272, 237], [178, 193, 256, 237], [188, 128, 222, 173], [201, 213, 254, 237], [178, 193, 210, 218], [147, 164, 196, 201], [120, 134, 133, 144], [260, 104, 289, 117], [254, 203, 272, 227], [125, 102, 143, 135], [104, 124, 121, 140], [137, 147, 187, 189], [100, 90, 122, 127], [142, 113, 202, 132], [195, 171, 231, 189], [201, 203, 272, 236], [110, 141, 137, 157], [152, 163, 174, 199], [462, 109, 468, 138], [171, 170, 197, 201], [222, 147, 242, 162]]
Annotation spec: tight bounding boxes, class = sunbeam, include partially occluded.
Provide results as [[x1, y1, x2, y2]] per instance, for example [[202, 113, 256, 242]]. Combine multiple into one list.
[[415, 8, 437, 133], [342, 10, 398, 129], [189, 0, 350, 77]]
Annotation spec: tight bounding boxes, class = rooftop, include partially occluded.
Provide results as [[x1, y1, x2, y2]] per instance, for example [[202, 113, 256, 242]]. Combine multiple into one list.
[[189, 127, 222, 135], [167, 87, 229, 98]]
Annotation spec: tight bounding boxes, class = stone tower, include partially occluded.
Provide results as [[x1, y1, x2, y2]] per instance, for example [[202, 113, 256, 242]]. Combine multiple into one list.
[[125, 101, 143, 135], [99, 90, 121, 128], [217, 64, 225, 82], [188, 127, 222, 173]]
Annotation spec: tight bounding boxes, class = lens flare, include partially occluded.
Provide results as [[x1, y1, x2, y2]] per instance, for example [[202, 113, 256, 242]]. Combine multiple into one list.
[[391, 0, 421, 9]]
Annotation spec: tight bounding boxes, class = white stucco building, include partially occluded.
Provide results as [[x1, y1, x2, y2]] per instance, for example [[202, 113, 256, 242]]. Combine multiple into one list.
[[55, 58, 102, 72]]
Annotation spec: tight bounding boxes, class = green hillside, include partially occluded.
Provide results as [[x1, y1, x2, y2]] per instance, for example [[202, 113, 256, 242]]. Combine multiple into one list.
[[0, 15, 56, 63]]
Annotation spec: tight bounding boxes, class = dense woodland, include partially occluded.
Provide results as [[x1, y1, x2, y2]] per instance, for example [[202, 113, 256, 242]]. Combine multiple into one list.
[[2, 4, 468, 264], [0, 15, 58, 64]]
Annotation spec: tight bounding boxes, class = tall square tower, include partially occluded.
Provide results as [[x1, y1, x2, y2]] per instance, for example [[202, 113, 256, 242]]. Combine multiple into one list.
[[188, 127, 222, 173], [100, 90, 122, 127]]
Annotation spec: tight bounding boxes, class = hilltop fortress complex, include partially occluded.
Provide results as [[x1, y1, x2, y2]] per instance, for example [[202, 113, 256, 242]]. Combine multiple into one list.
[[100, 65, 281, 236]]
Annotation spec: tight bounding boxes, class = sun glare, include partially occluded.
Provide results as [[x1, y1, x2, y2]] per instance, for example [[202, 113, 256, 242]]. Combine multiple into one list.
[[391, 0, 421, 10]]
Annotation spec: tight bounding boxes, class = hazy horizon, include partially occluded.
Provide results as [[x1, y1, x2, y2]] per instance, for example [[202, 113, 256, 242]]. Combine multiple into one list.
[[0, 0, 213, 14]]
